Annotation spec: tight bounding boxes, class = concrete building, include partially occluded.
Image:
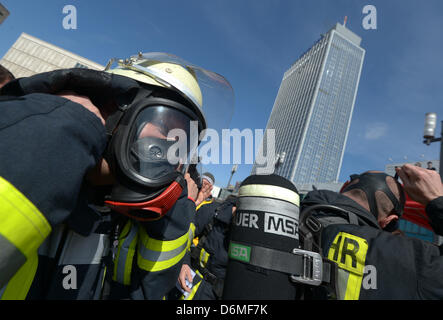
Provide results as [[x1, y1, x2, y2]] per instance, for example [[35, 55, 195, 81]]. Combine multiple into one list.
[[0, 32, 104, 78], [296, 181, 344, 196], [252, 23, 365, 186]]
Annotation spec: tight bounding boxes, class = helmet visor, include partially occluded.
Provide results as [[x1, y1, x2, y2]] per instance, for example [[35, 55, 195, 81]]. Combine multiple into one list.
[[121, 52, 235, 134], [128, 106, 192, 180]]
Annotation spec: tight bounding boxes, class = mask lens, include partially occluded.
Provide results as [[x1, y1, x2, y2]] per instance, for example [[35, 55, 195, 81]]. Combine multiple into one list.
[[128, 106, 192, 180]]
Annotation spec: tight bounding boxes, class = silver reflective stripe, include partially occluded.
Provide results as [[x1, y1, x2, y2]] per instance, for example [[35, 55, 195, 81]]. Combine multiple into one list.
[[139, 227, 194, 263], [0, 233, 26, 289], [139, 238, 188, 262], [239, 184, 300, 206], [199, 249, 209, 268], [115, 223, 139, 285], [238, 196, 300, 221], [57, 231, 110, 265]]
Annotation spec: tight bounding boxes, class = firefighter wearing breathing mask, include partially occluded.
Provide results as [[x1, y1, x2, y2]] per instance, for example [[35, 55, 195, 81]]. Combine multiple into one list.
[[0, 52, 234, 300]]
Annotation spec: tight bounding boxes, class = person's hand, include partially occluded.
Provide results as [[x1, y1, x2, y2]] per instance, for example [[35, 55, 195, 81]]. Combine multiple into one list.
[[57, 91, 115, 185], [395, 164, 443, 206], [185, 173, 198, 201], [178, 264, 193, 293], [195, 182, 213, 207], [86, 158, 115, 186], [57, 91, 105, 125]]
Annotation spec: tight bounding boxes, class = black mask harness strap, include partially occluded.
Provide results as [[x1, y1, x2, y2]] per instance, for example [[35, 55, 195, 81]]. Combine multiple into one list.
[[341, 172, 405, 220]]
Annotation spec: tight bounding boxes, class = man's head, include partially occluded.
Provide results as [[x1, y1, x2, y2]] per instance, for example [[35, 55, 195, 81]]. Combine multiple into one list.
[[201, 172, 215, 189], [0, 64, 15, 89], [340, 171, 405, 230], [427, 161, 433, 169]]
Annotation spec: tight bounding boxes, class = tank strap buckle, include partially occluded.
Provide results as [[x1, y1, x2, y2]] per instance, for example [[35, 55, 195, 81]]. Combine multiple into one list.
[[290, 249, 323, 286]]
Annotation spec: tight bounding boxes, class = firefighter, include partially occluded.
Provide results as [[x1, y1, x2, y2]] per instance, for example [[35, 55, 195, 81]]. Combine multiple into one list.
[[299, 170, 443, 299], [0, 52, 234, 300], [174, 195, 237, 300], [195, 173, 216, 209]]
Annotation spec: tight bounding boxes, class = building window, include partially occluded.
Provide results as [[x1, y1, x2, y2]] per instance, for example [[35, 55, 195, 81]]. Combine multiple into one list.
[[74, 62, 89, 69]]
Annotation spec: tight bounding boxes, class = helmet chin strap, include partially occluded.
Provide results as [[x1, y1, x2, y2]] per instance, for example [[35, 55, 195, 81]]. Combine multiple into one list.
[[341, 172, 405, 226]]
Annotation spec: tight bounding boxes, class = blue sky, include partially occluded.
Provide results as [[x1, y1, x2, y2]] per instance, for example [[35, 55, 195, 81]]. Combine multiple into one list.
[[1, 0, 442, 188]]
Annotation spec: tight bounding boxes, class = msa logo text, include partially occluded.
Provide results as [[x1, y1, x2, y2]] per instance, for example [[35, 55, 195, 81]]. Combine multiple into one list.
[[228, 243, 251, 263], [264, 212, 298, 239], [235, 212, 259, 229]]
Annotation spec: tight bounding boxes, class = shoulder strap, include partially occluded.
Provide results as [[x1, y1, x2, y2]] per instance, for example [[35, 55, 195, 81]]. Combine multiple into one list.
[[299, 204, 362, 253], [196, 216, 215, 250]]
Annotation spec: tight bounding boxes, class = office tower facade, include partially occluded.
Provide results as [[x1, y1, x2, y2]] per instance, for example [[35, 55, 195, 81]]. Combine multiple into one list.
[[253, 23, 365, 185], [0, 32, 104, 78]]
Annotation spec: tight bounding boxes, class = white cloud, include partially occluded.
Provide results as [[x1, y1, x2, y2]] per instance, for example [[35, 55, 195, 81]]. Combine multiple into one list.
[[364, 122, 388, 140]]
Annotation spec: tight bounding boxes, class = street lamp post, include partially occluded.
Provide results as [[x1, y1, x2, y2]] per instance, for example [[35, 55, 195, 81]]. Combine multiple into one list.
[[227, 164, 238, 188], [423, 113, 443, 182]]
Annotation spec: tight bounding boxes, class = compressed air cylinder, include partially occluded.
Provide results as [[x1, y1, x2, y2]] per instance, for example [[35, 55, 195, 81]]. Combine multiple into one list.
[[222, 174, 300, 299]]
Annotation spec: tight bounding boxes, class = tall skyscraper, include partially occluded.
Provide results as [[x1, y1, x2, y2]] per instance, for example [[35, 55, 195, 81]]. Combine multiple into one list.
[[252, 23, 365, 185]]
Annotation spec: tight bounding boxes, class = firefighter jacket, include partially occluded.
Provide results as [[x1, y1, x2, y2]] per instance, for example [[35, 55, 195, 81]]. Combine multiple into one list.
[[108, 189, 196, 300], [177, 198, 233, 300], [0, 69, 137, 299], [301, 190, 443, 300]]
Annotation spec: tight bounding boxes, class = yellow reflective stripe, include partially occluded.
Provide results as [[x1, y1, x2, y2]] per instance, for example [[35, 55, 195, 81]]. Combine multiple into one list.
[[345, 273, 363, 300], [113, 221, 138, 285], [327, 232, 368, 300], [137, 224, 195, 272], [1, 253, 38, 300], [196, 199, 213, 211], [0, 177, 51, 258], [199, 248, 210, 268], [123, 234, 138, 285]]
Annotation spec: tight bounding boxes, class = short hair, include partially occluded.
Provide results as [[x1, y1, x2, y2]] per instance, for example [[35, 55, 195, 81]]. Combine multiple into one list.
[[0, 64, 15, 83], [342, 171, 403, 218], [202, 172, 215, 185], [427, 161, 433, 165]]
